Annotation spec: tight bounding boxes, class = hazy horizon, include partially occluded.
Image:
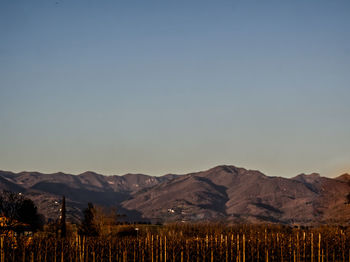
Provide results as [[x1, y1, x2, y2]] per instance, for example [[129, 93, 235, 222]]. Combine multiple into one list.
[[0, 163, 348, 180], [1, 0, 349, 178]]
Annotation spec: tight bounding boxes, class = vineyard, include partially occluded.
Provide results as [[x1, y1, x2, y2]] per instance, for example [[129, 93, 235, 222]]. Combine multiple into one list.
[[1, 224, 349, 262]]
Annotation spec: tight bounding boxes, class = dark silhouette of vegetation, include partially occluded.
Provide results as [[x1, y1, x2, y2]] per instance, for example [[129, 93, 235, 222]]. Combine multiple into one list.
[[60, 196, 66, 238], [78, 202, 100, 236], [0, 190, 44, 233]]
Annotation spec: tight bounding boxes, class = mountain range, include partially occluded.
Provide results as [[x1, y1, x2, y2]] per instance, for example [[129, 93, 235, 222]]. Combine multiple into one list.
[[1, 165, 349, 225]]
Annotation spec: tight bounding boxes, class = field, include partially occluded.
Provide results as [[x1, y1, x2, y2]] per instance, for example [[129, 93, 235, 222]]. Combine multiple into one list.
[[1, 224, 349, 262]]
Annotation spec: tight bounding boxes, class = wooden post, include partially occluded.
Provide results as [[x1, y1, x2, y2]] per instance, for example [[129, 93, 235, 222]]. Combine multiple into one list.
[[342, 231, 345, 262], [318, 233, 321, 262], [0, 236, 4, 262], [160, 236, 162, 262], [303, 231, 306, 262], [265, 228, 267, 262], [22, 247, 25, 262], [202, 237, 206, 262], [133, 242, 136, 262], [156, 235, 159, 262], [296, 232, 300, 262], [237, 234, 240, 262], [280, 243, 283, 262], [109, 242, 112, 262], [243, 234, 245, 262], [151, 235, 154, 262], [45, 241, 48, 262], [172, 246, 175, 262], [38, 241, 42, 262], [225, 235, 228, 262], [186, 239, 189, 262], [311, 233, 314, 262], [293, 250, 296, 262], [61, 241, 64, 262], [164, 236, 166, 262], [197, 237, 200, 262], [123, 250, 127, 262], [54, 240, 57, 262], [231, 234, 234, 262]]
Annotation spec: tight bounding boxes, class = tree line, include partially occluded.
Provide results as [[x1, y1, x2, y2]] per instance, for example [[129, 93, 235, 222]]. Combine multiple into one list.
[[0, 190, 125, 237]]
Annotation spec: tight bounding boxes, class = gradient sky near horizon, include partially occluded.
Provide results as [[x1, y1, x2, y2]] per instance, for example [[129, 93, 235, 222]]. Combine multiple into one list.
[[1, 0, 349, 177]]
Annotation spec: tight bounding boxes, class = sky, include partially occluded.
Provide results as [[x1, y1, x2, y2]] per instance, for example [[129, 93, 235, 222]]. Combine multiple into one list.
[[0, 0, 349, 177]]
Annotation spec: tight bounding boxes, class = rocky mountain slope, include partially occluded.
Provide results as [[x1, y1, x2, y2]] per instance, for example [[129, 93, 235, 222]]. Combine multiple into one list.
[[0, 166, 349, 225]]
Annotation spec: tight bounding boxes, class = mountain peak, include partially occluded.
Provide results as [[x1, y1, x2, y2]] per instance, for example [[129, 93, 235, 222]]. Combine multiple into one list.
[[335, 173, 350, 182], [298, 172, 320, 177], [207, 165, 242, 174], [293, 172, 320, 179], [78, 171, 101, 177]]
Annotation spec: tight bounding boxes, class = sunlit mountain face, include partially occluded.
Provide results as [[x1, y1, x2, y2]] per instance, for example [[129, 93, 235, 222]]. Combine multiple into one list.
[[1, 165, 349, 225]]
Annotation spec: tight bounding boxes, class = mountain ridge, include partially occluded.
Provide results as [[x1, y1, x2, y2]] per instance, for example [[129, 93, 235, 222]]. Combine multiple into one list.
[[0, 165, 349, 225]]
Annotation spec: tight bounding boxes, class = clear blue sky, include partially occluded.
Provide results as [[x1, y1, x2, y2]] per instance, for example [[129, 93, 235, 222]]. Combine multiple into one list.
[[1, 0, 349, 177]]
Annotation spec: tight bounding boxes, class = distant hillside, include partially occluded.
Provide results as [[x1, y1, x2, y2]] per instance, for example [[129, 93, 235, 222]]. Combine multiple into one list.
[[1, 165, 349, 225]]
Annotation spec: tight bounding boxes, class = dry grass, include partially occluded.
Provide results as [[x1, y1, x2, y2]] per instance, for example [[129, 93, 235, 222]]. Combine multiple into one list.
[[1, 224, 349, 261]]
